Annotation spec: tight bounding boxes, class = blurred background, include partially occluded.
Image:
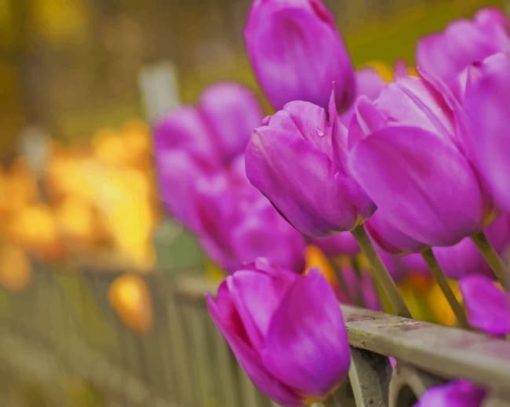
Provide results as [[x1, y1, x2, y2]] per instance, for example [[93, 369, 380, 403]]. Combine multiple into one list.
[[0, 0, 507, 405], [0, 0, 505, 272]]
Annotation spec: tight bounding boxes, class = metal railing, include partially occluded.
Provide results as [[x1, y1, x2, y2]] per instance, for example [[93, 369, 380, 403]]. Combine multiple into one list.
[[0, 266, 509, 406]]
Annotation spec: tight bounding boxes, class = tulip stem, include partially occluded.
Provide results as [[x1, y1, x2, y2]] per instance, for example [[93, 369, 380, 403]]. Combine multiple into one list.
[[471, 231, 510, 289], [421, 248, 469, 329], [351, 225, 411, 318]]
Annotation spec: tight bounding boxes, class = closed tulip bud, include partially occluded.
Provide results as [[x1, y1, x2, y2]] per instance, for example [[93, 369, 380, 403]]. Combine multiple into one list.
[[415, 380, 486, 407], [207, 259, 350, 406], [244, 0, 355, 111], [246, 97, 375, 237], [198, 83, 263, 163], [460, 275, 510, 336], [195, 159, 306, 272], [154, 82, 262, 167], [417, 8, 510, 91], [349, 76, 485, 247], [462, 52, 510, 212]]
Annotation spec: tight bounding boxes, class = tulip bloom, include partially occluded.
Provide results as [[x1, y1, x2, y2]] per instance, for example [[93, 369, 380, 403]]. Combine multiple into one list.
[[246, 98, 375, 237], [349, 76, 485, 247], [462, 53, 510, 212], [207, 259, 350, 406], [244, 0, 355, 111], [459, 275, 510, 336], [417, 8, 510, 91], [433, 215, 510, 280], [195, 160, 306, 272], [154, 82, 262, 167], [415, 380, 486, 407], [311, 232, 359, 257]]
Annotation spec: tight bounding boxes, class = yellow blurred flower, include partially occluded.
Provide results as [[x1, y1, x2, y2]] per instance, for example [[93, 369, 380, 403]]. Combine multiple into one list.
[[7, 204, 62, 261], [108, 273, 153, 333], [0, 244, 32, 292]]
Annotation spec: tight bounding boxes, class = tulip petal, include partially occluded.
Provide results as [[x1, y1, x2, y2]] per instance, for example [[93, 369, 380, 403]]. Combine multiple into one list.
[[366, 210, 424, 254], [349, 126, 484, 246], [154, 106, 215, 163], [199, 83, 263, 163], [463, 53, 510, 212], [262, 269, 350, 398], [207, 286, 302, 406], [156, 150, 212, 230], [373, 77, 455, 142], [227, 267, 297, 348], [312, 232, 359, 257], [231, 206, 306, 273], [415, 380, 486, 407], [459, 275, 510, 335]]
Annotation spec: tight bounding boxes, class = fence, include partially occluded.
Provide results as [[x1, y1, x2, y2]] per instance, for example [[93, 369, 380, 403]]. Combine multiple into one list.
[[0, 264, 509, 406]]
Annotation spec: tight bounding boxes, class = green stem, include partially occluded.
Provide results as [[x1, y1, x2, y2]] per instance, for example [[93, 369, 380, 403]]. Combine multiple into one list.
[[421, 248, 469, 329], [351, 225, 411, 318], [471, 231, 510, 289]]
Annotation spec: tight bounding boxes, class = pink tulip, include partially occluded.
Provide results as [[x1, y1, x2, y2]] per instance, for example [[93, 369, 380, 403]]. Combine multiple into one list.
[[460, 275, 510, 336], [415, 380, 486, 407], [207, 259, 350, 406], [244, 0, 355, 111]]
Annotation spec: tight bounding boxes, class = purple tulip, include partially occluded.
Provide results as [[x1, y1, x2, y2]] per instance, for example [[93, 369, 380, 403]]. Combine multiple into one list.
[[154, 106, 214, 164], [378, 249, 428, 282], [460, 275, 510, 336], [244, 0, 355, 111], [433, 214, 510, 280], [198, 83, 263, 164], [462, 52, 510, 212], [415, 380, 486, 407], [340, 67, 386, 126], [155, 149, 214, 230], [365, 211, 424, 255], [311, 232, 359, 257], [207, 259, 350, 406], [349, 76, 485, 247], [154, 82, 262, 167], [355, 68, 386, 101], [246, 98, 375, 237], [417, 8, 510, 91], [195, 159, 306, 272]]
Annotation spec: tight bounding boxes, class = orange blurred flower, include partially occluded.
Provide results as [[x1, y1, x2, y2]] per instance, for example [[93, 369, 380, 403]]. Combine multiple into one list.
[[108, 273, 153, 333]]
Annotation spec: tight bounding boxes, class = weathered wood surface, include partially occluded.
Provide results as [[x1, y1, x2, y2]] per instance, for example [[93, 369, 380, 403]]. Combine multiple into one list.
[[343, 306, 510, 393]]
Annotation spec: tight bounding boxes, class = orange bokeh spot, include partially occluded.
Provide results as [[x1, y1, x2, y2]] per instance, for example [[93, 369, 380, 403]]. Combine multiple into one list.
[[108, 273, 153, 333]]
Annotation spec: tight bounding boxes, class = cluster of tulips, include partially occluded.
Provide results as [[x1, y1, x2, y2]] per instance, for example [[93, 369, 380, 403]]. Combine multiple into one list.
[[154, 1, 510, 406]]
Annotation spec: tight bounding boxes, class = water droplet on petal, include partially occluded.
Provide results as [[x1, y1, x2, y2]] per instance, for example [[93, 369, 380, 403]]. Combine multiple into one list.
[[316, 128, 325, 137]]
